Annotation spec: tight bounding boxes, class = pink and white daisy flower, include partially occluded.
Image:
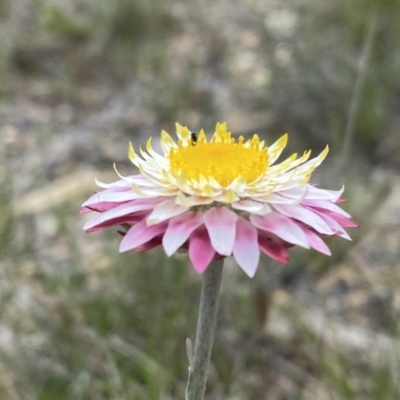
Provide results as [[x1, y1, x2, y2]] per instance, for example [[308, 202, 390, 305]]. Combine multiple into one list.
[[81, 123, 357, 277]]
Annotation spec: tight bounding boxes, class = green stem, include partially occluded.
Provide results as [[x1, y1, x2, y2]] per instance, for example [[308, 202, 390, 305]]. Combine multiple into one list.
[[186, 258, 224, 400], [340, 5, 379, 174]]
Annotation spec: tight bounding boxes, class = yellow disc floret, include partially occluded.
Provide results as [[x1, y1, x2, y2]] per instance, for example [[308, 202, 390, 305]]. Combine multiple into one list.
[[168, 125, 268, 187]]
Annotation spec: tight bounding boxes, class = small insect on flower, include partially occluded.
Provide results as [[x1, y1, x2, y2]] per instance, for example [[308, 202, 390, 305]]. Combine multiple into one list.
[[190, 132, 198, 146], [81, 122, 357, 278]]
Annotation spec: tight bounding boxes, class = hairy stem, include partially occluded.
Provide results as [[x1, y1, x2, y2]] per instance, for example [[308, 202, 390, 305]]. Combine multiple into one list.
[[185, 259, 224, 400]]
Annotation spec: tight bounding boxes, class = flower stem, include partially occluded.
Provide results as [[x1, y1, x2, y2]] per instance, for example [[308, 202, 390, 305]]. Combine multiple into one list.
[[186, 258, 224, 400]]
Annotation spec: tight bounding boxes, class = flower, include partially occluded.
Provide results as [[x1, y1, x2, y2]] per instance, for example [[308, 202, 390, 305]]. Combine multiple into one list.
[[81, 123, 357, 277]]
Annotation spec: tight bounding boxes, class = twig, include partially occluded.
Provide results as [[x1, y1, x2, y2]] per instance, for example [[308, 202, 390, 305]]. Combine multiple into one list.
[[340, 6, 379, 174]]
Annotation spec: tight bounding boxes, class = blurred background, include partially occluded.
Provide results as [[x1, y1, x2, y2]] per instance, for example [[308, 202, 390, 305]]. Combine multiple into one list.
[[1, 0, 400, 399]]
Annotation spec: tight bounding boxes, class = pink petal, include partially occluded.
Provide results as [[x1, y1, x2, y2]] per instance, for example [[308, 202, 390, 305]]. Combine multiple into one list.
[[100, 197, 162, 220], [319, 210, 358, 228], [146, 198, 189, 225], [311, 209, 352, 240], [136, 235, 163, 252], [119, 219, 168, 252], [258, 231, 289, 263], [189, 226, 216, 273], [162, 212, 204, 256], [80, 201, 130, 213], [83, 198, 162, 231], [250, 212, 309, 248], [203, 207, 238, 256], [85, 212, 148, 232], [233, 217, 260, 277], [300, 227, 331, 255], [301, 199, 351, 218], [273, 204, 333, 234]]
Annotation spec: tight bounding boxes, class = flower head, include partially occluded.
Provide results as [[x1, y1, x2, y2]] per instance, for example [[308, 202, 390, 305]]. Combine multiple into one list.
[[82, 123, 356, 277]]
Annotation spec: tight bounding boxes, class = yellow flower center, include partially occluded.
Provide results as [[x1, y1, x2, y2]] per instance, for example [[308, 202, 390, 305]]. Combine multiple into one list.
[[168, 130, 268, 187]]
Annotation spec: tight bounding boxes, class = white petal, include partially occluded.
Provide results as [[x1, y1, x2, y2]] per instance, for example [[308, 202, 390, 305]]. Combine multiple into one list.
[[213, 190, 240, 203], [162, 212, 203, 256], [273, 204, 333, 234], [146, 137, 170, 164], [203, 207, 238, 256], [267, 134, 288, 164], [261, 193, 303, 204], [301, 198, 351, 218], [233, 217, 260, 277], [95, 177, 132, 189], [160, 130, 177, 155], [174, 194, 214, 207], [82, 190, 141, 207], [146, 198, 189, 225], [281, 185, 344, 202], [250, 212, 309, 248], [175, 122, 191, 145], [292, 146, 329, 173], [232, 200, 272, 215], [226, 175, 247, 192]]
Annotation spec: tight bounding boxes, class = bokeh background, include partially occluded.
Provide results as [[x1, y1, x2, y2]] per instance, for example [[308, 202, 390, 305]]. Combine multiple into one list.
[[1, 0, 400, 399]]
